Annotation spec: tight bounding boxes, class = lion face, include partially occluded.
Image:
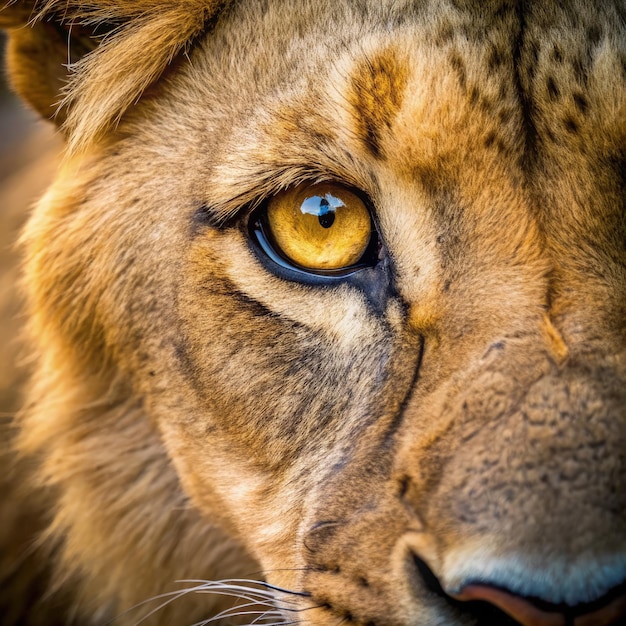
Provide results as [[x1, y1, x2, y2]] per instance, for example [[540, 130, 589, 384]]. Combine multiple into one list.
[[3, 0, 626, 624]]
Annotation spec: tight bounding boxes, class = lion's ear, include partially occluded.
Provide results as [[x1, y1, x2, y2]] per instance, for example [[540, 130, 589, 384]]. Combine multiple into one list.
[[1, 5, 102, 127], [1, 1, 227, 152]]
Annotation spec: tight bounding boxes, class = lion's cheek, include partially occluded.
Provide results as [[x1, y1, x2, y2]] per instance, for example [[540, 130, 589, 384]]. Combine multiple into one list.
[[159, 420, 306, 568]]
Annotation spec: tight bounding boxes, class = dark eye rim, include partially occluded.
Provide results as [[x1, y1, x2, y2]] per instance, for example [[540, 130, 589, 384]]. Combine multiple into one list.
[[246, 189, 382, 282]]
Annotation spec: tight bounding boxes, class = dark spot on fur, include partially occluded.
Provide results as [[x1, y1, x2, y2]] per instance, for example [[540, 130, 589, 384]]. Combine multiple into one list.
[[349, 48, 408, 159], [546, 76, 560, 101], [487, 46, 504, 72], [572, 56, 589, 85], [564, 116, 579, 134], [587, 24, 603, 46], [573, 92, 589, 115], [398, 475, 411, 499], [192, 204, 222, 229], [479, 96, 494, 113], [449, 51, 467, 91], [435, 20, 454, 45], [469, 86, 480, 107], [607, 153, 626, 224], [544, 127, 556, 144], [525, 40, 539, 83], [484, 131, 496, 148], [551, 44, 563, 63], [358, 576, 370, 588], [498, 108, 514, 125], [443, 279, 452, 292], [412, 162, 446, 197], [493, 2, 513, 19], [459, 23, 472, 41]]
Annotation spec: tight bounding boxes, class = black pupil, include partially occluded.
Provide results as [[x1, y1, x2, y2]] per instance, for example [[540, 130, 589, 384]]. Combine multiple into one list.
[[318, 211, 335, 228], [317, 197, 336, 229]]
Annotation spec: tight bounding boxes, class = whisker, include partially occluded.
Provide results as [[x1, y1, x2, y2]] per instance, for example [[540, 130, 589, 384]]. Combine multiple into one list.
[[249, 611, 282, 625], [190, 606, 279, 626], [188, 586, 324, 626], [177, 578, 311, 598], [248, 621, 298, 626], [106, 583, 210, 624], [112, 577, 311, 626], [127, 584, 213, 625], [177, 579, 279, 597], [112, 581, 271, 625], [193, 590, 277, 608], [192, 587, 289, 606]]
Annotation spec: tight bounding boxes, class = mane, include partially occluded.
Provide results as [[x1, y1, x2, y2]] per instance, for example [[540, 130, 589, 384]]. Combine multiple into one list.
[[3, 0, 229, 153]]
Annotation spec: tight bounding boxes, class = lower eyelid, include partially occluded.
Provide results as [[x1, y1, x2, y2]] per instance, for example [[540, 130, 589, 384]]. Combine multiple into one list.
[[248, 214, 378, 281]]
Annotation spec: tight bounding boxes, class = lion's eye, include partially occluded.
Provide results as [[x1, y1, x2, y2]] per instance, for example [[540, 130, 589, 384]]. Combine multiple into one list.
[[259, 183, 373, 272]]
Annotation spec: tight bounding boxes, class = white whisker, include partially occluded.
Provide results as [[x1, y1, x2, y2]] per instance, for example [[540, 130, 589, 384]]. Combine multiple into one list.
[[127, 584, 213, 625], [249, 610, 294, 625], [177, 578, 309, 598], [189, 606, 277, 626], [248, 621, 297, 626], [111, 577, 309, 626]]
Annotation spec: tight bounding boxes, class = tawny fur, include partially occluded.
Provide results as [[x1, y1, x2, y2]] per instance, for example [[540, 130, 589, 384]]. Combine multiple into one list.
[[0, 1, 625, 625]]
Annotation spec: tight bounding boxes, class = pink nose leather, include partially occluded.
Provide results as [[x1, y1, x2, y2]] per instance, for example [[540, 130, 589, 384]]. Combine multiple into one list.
[[453, 583, 626, 626]]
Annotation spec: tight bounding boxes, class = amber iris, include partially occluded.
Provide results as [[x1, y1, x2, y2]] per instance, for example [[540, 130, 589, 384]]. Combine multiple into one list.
[[265, 183, 372, 270]]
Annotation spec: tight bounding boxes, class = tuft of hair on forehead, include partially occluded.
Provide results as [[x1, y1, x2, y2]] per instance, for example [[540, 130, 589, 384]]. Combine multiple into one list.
[[4, 0, 228, 153]]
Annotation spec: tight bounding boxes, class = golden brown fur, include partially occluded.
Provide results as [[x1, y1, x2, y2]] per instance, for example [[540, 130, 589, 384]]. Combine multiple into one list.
[[0, 1, 625, 624], [0, 116, 64, 626]]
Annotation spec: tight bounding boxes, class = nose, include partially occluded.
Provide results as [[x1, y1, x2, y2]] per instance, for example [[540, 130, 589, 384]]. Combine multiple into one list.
[[411, 553, 626, 626], [452, 582, 626, 626]]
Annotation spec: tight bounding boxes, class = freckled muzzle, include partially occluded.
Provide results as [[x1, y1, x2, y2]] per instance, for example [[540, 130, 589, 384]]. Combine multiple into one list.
[[402, 360, 626, 624], [296, 348, 626, 625]]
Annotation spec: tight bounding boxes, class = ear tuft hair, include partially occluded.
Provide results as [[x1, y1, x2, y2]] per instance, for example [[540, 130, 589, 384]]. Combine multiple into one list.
[[1, 1, 228, 153]]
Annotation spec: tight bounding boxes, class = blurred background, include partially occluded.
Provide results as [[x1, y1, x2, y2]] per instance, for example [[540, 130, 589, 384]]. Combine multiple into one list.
[[0, 33, 39, 154], [0, 31, 60, 415], [0, 32, 66, 625]]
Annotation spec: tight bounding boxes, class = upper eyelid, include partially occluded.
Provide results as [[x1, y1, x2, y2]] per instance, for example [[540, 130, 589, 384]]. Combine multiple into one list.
[[201, 166, 375, 228], [242, 182, 382, 243]]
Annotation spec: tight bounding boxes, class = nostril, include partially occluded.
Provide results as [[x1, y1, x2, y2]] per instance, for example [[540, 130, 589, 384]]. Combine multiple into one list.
[[452, 582, 626, 626], [412, 555, 520, 625], [453, 584, 566, 626], [412, 554, 626, 626]]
